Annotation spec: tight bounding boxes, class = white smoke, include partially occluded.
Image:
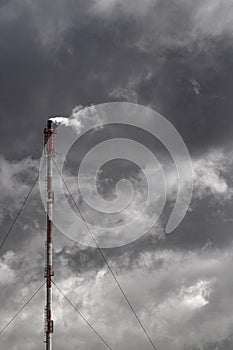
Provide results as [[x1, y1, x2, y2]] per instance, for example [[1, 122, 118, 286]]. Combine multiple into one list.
[[49, 116, 70, 126], [49, 105, 102, 133]]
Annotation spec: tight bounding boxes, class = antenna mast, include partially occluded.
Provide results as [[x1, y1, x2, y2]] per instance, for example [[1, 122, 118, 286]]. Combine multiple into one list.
[[44, 120, 54, 350]]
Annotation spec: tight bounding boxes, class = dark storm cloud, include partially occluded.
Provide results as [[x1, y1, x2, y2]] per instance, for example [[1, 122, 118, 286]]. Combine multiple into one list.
[[1, 0, 233, 159], [137, 37, 233, 153], [0, 0, 149, 158]]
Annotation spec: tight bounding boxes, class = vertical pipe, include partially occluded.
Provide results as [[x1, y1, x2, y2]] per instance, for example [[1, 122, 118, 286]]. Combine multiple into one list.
[[44, 120, 54, 350]]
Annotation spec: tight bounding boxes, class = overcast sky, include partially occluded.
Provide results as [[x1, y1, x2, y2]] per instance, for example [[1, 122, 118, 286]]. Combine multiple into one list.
[[1, 1, 233, 349]]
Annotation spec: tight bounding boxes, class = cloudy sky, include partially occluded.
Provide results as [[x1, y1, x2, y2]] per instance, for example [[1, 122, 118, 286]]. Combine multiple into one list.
[[1, 0, 233, 349]]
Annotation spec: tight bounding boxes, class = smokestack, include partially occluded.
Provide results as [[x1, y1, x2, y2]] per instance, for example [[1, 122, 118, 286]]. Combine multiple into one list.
[[44, 120, 54, 350], [47, 119, 53, 129]]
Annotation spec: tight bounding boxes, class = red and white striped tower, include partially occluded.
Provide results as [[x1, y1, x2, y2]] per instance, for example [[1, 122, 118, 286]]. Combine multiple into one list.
[[44, 120, 54, 350]]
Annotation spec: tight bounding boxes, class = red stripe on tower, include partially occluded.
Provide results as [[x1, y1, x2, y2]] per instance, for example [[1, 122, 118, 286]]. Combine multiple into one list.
[[44, 120, 54, 350]]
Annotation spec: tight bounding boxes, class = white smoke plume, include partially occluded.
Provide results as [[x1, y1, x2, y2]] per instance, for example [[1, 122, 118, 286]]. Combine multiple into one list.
[[49, 116, 71, 126], [49, 105, 103, 133]]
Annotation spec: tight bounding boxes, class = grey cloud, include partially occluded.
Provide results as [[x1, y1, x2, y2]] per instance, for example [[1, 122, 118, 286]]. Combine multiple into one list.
[[2, 241, 233, 349], [0, 149, 233, 348]]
